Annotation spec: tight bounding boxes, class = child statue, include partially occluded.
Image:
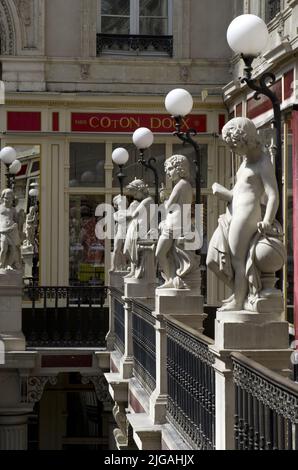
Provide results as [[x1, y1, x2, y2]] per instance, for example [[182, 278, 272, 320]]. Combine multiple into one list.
[[207, 117, 285, 312]]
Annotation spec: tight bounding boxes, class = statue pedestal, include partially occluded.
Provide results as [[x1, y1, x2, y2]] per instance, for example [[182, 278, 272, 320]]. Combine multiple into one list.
[[124, 240, 157, 299], [155, 289, 206, 332], [21, 247, 33, 279], [0, 270, 25, 351], [214, 310, 289, 351], [210, 309, 291, 450]]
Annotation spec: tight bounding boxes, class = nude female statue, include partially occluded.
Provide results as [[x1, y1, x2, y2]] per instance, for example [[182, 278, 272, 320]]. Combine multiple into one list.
[[156, 155, 201, 289], [0, 189, 22, 270], [123, 179, 155, 279], [207, 117, 279, 311]]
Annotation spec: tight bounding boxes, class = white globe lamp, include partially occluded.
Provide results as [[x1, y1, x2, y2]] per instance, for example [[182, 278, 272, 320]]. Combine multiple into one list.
[[165, 88, 193, 117], [0, 147, 17, 165], [133, 128, 154, 150], [112, 148, 129, 166], [9, 159, 22, 175], [227, 14, 269, 57]]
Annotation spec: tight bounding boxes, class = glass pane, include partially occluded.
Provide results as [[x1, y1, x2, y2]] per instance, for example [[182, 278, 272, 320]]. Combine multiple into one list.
[[70, 143, 105, 188], [10, 145, 41, 282], [173, 144, 208, 188], [112, 143, 166, 188], [139, 18, 167, 35], [140, 0, 168, 17], [102, 0, 130, 15], [69, 195, 105, 286], [101, 16, 130, 34]]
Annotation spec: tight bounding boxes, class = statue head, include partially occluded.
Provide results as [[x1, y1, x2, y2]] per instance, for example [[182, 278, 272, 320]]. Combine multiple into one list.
[[1, 188, 14, 207], [126, 179, 149, 200], [222, 117, 260, 156], [165, 155, 190, 182]]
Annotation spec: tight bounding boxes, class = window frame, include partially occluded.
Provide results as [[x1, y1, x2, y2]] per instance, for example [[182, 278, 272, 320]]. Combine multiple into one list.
[[97, 0, 173, 36]]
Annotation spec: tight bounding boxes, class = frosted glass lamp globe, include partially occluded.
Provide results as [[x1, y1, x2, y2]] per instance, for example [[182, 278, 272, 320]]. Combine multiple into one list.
[[29, 188, 39, 198], [9, 159, 22, 175], [0, 146, 17, 165], [165, 88, 193, 117], [112, 148, 129, 166], [133, 128, 154, 149], [227, 14, 269, 57]]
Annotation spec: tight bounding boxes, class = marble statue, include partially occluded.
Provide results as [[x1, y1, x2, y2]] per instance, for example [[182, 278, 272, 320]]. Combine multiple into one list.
[[207, 117, 286, 312], [0, 189, 22, 271], [22, 206, 37, 250], [123, 179, 156, 279], [110, 194, 128, 272], [156, 155, 201, 290]]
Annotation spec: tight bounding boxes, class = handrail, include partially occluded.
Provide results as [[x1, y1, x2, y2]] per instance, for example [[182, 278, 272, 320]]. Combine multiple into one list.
[[231, 352, 298, 396]]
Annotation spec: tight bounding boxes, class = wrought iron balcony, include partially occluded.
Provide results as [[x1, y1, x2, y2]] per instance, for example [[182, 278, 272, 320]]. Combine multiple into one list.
[[22, 285, 108, 348], [96, 33, 173, 57]]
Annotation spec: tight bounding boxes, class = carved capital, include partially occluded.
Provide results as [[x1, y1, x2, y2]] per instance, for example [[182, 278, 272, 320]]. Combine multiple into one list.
[[21, 376, 58, 404]]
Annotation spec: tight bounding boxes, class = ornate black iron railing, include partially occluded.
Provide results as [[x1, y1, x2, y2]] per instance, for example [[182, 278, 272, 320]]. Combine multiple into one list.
[[22, 285, 108, 348], [232, 353, 298, 450], [97, 33, 173, 57], [266, 0, 281, 23], [114, 297, 125, 355], [166, 319, 216, 450], [132, 300, 156, 394]]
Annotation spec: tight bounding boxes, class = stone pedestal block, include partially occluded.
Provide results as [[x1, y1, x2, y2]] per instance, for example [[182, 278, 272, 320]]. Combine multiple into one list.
[[214, 310, 289, 350], [0, 270, 25, 351], [155, 289, 206, 331], [21, 249, 33, 280], [124, 277, 156, 299]]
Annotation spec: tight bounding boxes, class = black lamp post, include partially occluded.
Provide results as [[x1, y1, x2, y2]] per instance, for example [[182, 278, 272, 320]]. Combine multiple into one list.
[[132, 127, 159, 205], [165, 88, 202, 205], [227, 14, 283, 223]]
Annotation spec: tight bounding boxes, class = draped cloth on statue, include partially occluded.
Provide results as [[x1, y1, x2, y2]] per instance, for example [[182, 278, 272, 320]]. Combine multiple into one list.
[[208, 206, 233, 285]]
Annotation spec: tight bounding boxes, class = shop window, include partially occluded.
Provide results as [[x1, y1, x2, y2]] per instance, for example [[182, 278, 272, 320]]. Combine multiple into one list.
[[112, 143, 166, 189], [69, 196, 105, 286], [9, 145, 41, 282], [97, 0, 173, 56], [172, 143, 208, 189], [70, 143, 105, 188]]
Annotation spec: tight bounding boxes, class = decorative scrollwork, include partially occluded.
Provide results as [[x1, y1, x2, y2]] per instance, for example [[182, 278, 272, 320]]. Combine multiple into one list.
[[233, 360, 298, 423], [81, 375, 113, 405], [21, 375, 58, 403], [167, 322, 215, 366]]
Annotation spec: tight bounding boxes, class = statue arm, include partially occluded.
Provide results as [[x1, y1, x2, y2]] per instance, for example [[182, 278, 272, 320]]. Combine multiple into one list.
[[258, 158, 279, 228], [164, 180, 184, 209], [212, 183, 233, 202]]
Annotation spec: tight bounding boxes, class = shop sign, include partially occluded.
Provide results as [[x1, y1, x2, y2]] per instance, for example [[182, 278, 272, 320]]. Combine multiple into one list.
[[71, 112, 207, 133]]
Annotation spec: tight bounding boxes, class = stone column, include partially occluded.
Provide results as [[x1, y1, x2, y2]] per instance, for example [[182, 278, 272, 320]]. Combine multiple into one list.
[[0, 271, 25, 351], [149, 313, 168, 425], [210, 310, 291, 450], [119, 298, 134, 379], [0, 408, 32, 450]]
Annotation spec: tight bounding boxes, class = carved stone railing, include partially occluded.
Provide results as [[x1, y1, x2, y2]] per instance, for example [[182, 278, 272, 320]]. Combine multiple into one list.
[[166, 318, 216, 450], [96, 33, 173, 57], [131, 299, 156, 395], [232, 352, 298, 450], [22, 285, 108, 348]]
